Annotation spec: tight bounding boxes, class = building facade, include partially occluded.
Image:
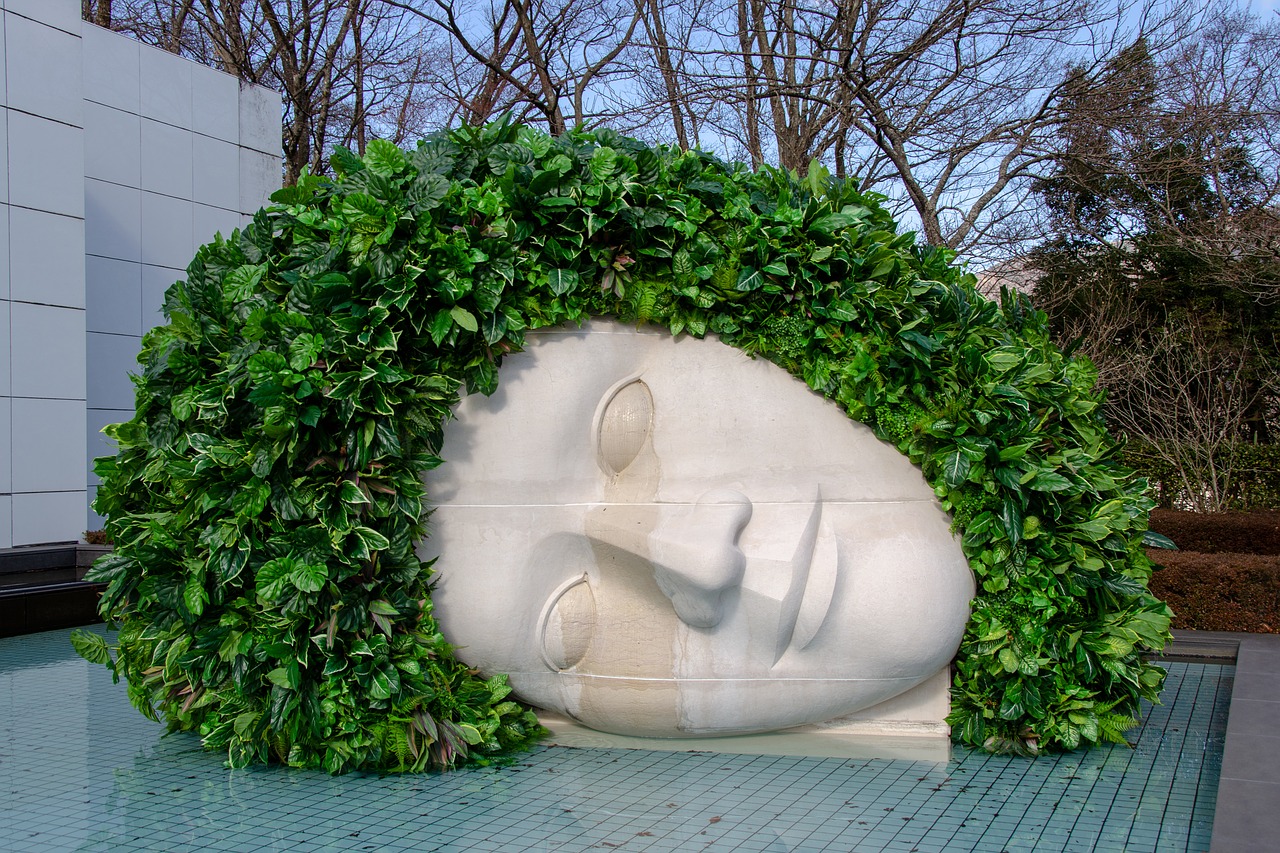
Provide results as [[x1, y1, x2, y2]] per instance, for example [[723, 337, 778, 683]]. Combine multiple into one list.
[[0, 0, 282, 547]]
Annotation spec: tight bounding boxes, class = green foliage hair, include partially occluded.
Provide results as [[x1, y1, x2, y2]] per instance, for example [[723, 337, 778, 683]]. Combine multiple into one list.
[[75, 117, 1172, 772]]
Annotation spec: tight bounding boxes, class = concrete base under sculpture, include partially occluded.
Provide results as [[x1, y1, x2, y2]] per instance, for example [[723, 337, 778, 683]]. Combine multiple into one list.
[[420, 321, 975, 739]]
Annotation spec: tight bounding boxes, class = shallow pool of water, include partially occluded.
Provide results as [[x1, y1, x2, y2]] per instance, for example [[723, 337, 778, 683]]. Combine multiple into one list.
[[0, 626, 1229, 852]]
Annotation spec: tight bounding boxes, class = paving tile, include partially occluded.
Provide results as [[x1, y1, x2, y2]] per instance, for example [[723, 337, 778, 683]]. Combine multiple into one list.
[[1219, 730, 1280, 785], [1220, 697, 1280, 739]]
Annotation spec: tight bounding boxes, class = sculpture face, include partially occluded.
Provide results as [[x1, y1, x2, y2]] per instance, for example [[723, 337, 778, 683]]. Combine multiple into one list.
[[421, 321, 974, 737]]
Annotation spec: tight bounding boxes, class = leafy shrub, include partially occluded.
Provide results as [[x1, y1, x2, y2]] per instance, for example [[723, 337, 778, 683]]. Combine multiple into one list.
[[73, 119, 1171, 771], [1125, 440, 1280, 511]]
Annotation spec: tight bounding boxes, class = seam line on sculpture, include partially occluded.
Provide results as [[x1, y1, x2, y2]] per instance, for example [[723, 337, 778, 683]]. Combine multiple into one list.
[[428, 499, 939, 508], [513, 674, 928, 683]]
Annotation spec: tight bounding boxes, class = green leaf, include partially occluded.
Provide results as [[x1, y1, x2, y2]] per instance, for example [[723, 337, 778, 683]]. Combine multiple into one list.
[[941, 451, 971, 489], [369, 669, 394, 700], [231, 479, 271, 519], [255, 557, 294, 602], [547, 268, 579, 296], [183, 575, 207, 617], [266, 667, 293, 690], [810, 212, 859, 233], [408, 173, 449, 210], [450, 305, 478, 333], [288, 332, 324, 372], [1142, 530, 1178, 550], [734, 267, 763, 292], [290, 562, 328, 593], [351, 526, 391, 559], [1001, 499, 1024, 545], [338, 480, 370, 505], [224, 264, 265, 302], [330, 145, 365, 176], [364, 139, 407, 177], [1029, 471, 1073, 492], [589, 146, 618, 181], [86, 119, 1175, 768], [986, 350, 1023, 373], [70, 629, 112, 666]]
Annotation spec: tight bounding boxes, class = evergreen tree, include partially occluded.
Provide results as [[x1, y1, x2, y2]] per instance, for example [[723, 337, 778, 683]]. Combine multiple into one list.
[[1030, 20, 1280, 507]]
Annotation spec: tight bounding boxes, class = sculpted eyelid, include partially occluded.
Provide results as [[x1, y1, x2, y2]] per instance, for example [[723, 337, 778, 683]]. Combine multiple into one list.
[[539, 574, 595, 671], [596, 378, 653, 476]]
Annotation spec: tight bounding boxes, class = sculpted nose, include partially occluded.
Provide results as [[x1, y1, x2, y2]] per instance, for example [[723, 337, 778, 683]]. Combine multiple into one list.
[[649, 488, 753, 628]]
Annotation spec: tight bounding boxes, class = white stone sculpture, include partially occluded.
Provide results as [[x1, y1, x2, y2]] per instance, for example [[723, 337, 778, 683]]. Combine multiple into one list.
[[420, 320, 974, 738]]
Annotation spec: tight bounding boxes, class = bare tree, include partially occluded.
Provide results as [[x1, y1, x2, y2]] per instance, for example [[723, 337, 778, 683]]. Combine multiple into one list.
[[614, 0, 1218, 263], [384, 0, 642, 134], [1104, 319, 1274, 511], [84, 0, 115, 28]]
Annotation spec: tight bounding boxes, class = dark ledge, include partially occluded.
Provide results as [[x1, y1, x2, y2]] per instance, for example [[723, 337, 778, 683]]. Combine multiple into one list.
[[0, 544, 110, 637]]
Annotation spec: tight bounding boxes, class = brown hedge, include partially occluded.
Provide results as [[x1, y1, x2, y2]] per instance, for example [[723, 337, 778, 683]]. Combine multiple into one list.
[[1149, 509, 1280, 555], [1147, 550, 1279, 633]]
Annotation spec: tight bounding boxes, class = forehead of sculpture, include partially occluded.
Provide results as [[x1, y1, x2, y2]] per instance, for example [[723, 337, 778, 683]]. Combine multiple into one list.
[[427, 320, 935, 506]]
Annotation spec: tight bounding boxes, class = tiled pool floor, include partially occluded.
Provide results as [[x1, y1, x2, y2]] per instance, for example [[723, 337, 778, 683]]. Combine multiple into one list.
[[0, 626, 1230, 852]]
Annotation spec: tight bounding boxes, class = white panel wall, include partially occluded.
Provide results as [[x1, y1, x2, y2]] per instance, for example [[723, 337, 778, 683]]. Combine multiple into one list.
[[1, 1, 87, 548], [0, 0, 282, 547]]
